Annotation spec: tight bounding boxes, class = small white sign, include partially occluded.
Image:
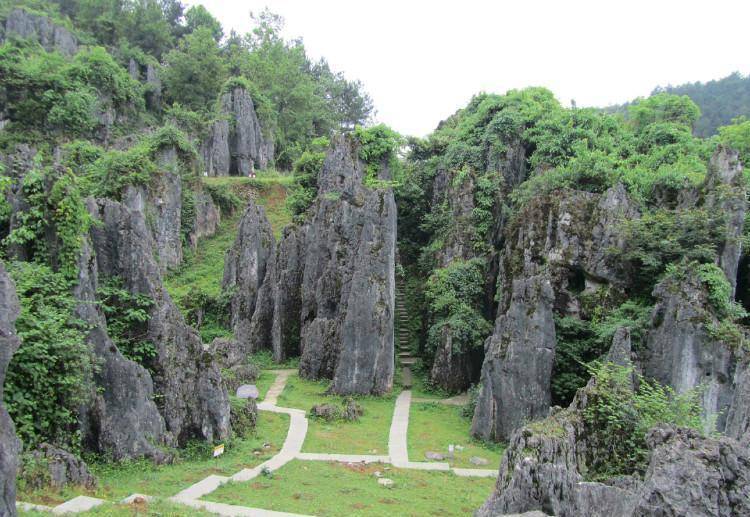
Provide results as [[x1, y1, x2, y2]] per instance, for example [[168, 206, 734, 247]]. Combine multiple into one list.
[[213, 444, 225, 457]]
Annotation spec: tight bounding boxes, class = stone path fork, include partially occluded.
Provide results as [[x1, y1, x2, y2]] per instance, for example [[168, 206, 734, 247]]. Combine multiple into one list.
[[18, 368, 495, 516]]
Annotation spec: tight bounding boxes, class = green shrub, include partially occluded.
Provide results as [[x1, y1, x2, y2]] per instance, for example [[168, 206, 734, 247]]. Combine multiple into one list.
[[46, 89, 98, 134], [354, 124, 402, 186], [2, 164, 91, 276], [205, 182, 243, 216], [5, 261, 93, 451], [583, 361, 704, 480], [425, 258, 492, 357], [97, 276, 156, 369]]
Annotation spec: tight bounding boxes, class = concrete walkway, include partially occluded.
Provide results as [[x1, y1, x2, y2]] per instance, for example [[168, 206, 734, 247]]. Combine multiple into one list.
[[19, 369, 496, 516]]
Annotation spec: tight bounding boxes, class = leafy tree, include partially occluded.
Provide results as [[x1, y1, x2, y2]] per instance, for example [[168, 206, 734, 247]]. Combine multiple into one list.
[[627, 93, 701, 132], [162, 26, 226, 110], [184, 4, 222, 42]]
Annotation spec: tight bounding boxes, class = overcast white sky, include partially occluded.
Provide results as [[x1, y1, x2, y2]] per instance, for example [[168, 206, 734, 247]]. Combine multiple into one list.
[[184, 0, 750, 137]]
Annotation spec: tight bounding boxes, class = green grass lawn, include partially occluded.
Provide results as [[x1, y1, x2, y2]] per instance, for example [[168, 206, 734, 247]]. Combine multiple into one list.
[[19, 498, 217, 516], [278, 375, 396, 455], [17, 411, 290, 506], [408, 403, 504, 469], [204, 460, 495, 516]]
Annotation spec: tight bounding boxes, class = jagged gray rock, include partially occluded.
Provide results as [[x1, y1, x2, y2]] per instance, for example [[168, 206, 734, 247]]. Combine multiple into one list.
[[25, 444, 96, 490], [222, 201, 275, 353], [241, 224, 305, 363], [297, 134, 396, 395], [74, 239, 172, 462], [726, 357, 750, 445], [1, 8, 78, 56], [632, 425, 750, 516], [472, 184, 638, 441], [202, 87, 274, 176], [188, 191, 221, 250], [478, 328, 750, 517], [643, 270, 737, 431], [703, 146, 746, 296], [471, 271, 557, 442], [87, 197, 230, 446], [0, 262, 21, 517]]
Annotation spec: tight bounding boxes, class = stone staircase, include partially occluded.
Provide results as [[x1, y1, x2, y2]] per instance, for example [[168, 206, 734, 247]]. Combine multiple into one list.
[[395, 276, 417, 388]]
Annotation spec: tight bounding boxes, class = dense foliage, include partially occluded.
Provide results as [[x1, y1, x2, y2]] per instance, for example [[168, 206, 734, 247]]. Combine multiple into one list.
[[583, 361, 704, 480], [97, 276, 156, 369], [4, 261, 92, 451]]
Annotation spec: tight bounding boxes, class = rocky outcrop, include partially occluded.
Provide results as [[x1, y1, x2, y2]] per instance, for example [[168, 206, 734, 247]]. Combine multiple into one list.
[[25, 444, 96, 490], [632, 425, 750, 516], [297, 134, 396, 395], [1, 8, 78, 56], [246, 224, 305, 362], [477, 330, 750, 517], [202, 87, 274, 176], [725, 357, 750, 444], [123, 146, 220, 270], [472, 184, 637, 441], [222, 202, 275, 353], [704, 146, 745, 296], [127, 59, 162, 112], [0, 263, 21, 517], [123, 169, 183, 271], [87, 197, 230, 446], [227, 135, 396, 394], [188, 191, 221, 250], [643, 270, 737, 431], [471, 271, 557, 442], [74, 239, 171, 462]]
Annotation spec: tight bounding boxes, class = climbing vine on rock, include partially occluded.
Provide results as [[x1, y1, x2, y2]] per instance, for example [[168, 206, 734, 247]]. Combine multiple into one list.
[[97, 276, 157, 369]]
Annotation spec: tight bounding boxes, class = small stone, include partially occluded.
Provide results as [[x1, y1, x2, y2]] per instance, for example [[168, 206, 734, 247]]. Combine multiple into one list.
[[469, 456, 490, 466], [263, 442, 271, 449], [425, 451, 445, 461], [378, 478, 394, 488], [455, 445, 465, 451], [236, 384, 259, 400], [374, 471, 382, 478]]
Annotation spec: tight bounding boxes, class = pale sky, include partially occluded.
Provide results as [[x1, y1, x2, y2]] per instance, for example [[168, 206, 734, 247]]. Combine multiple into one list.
[[184, 0, 750, 137]]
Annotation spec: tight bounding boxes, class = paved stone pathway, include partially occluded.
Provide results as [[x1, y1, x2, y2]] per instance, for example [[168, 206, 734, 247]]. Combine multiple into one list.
[[18, 368, 496, 516]]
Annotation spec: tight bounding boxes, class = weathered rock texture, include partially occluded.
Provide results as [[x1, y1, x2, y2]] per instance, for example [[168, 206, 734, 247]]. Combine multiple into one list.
[[472, 183, 637, 441], [75, 239, 171, 462], [26, 444, 96, 490], [0, 262, 21, 517], [224, 135, 396, 394], [297, 135, 396, 394], [477, 331, 750, 517], [87, 197, 230, 446], [643, 271, 739, 432], [202, 87, 274, 176], [123, 146, 220, 271], [222, 202, 275, 352], [425, 139, 528, 392], [642, 147, 747, 432], [1, 8, 78, 56]]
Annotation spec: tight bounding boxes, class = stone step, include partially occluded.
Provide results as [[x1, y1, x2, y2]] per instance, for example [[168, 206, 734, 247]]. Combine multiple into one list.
[[400, 357, 418, 365]]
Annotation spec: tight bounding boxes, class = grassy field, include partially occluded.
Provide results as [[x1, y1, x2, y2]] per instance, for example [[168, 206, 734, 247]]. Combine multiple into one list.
[[278, 375, 396, 455], [408, 403, 504, 469], [17, 411, 290, 506], [166, 175, 292, 301], [205, 460, 495, 516], [19, 498, 217, 516]]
